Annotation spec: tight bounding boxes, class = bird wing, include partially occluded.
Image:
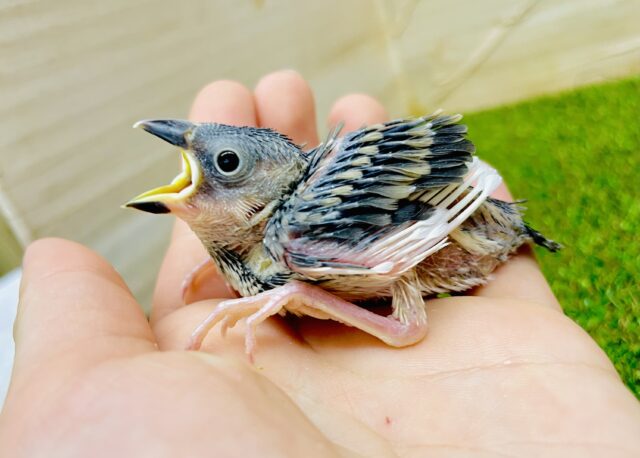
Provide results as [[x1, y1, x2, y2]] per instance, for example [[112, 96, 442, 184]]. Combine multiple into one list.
[[264, 113, 502, 277]]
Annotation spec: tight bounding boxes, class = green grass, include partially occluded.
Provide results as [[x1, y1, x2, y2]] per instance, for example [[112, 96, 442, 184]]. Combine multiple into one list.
[[463, 76, 640, 397]]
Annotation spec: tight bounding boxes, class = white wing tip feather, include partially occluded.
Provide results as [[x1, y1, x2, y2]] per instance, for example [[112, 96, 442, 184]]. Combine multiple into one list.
[[362, 158, 502, 276], [371, 261, 394, 274], [291, 158, 503, 278]]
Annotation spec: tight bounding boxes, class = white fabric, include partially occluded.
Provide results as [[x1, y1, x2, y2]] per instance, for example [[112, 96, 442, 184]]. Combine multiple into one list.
[[0, 268, 20, 410]]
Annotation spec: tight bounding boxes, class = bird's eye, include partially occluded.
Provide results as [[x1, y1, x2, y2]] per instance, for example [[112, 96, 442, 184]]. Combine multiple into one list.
[[215, 150, 241, 175]]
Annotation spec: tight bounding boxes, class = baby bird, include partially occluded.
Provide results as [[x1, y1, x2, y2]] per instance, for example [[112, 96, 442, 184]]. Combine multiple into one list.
[[126, 113, 560, 358]]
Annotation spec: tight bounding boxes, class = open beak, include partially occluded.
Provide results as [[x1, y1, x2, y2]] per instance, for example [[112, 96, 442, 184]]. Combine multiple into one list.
[[124, 119, 202, 214]]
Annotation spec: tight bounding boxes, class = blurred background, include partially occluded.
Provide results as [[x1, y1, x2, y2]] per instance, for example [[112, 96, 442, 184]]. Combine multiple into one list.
[[1, 0, 639, 399]]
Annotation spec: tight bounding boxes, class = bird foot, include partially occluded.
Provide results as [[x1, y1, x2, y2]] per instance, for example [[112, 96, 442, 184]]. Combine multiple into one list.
[[186, 281, 428, 362], [186, 287, 292, 362]]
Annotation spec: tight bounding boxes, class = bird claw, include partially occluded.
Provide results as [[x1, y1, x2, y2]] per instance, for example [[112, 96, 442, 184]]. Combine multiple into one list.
[[186, 290, 289, 360]]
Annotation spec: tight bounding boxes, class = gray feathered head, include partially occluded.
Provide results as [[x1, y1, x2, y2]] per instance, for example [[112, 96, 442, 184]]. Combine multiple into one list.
[[125, 120, 307, 229]]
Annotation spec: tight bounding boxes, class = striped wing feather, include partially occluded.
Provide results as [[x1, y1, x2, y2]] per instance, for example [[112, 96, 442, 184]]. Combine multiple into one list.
[[264, 113, 502, 277]]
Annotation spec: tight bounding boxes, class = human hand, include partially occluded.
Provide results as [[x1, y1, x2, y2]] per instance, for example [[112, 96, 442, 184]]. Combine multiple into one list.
[[1, 70, 639, 457]]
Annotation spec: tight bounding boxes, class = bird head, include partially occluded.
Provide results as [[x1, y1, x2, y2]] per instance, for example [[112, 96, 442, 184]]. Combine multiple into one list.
[[125, 119, 307, 247]]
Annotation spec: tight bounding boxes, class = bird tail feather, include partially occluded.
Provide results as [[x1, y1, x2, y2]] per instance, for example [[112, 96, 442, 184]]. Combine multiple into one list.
[[524, 224, 562, 252]]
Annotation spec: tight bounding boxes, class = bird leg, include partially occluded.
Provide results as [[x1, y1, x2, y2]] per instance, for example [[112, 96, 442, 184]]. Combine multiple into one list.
[[187, 280, 428, 360], [181, 258, 240, 303], [181, 258, 215, 303]]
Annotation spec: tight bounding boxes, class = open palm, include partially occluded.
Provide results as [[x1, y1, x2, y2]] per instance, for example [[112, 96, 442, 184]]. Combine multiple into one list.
[[1, 71, 639, 458]]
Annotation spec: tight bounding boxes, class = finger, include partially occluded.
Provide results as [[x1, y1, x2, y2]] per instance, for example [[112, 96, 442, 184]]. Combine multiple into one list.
[[12, 239, 156, 385], [328, 93, 388, 133], [189, 80, 258, 125], [151, 81, 257, 325], [472, 244, 560, 309], [254, 69, 319, 147], [491, 182, 512, 201]]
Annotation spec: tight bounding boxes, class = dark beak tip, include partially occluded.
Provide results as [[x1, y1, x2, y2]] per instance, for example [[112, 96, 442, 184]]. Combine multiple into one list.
[[125, 201, 171, 214], [133, 119, 193, 148]]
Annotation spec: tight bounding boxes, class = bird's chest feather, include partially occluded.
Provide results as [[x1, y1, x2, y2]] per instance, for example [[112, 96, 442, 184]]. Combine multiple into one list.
[[209, 243, 293, 297], [244, 244, 292, 285]]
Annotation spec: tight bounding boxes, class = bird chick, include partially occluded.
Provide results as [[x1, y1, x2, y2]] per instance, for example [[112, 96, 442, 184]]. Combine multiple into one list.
[[126, 114, 560, 359]]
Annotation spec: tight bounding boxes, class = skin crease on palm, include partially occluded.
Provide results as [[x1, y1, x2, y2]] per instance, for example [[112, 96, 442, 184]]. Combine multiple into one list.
[[1, 71, 639, 458]]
